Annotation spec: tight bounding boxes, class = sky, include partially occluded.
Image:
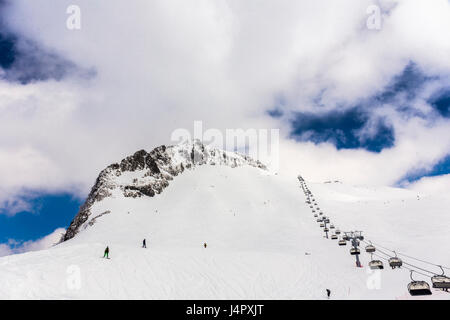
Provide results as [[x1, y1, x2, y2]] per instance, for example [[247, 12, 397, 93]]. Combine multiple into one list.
[[0, 0, 450, 256]]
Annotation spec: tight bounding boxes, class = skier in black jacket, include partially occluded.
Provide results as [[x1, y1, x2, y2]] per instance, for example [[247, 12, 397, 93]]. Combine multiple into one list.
[[142, 239, 146, 248]]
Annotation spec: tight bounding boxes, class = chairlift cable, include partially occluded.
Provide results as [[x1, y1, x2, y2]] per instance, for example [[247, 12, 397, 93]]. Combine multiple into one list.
[[372, 253, 431, 278], [363, 239, 450, 271]]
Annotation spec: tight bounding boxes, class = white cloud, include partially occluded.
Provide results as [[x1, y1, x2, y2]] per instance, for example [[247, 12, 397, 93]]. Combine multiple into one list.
[[0, 228, 66, 257], [405, 174, 450, 195], [1, 0, 450, 213], [17, 228, 66, 253], [0, 244, 13, 257]]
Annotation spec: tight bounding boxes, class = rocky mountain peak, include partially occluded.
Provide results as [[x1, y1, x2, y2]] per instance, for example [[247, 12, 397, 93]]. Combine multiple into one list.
[[62, 140, 266, 242]]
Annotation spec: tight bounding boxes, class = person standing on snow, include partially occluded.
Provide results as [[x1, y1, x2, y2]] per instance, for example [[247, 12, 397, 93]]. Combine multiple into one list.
[[142, 239, 146, 248], [104, 246, 109, 259], [326, 289, 331, 299]]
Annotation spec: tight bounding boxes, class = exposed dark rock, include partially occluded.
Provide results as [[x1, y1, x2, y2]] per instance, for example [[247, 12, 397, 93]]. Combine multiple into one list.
[[62, 167, 115, 241], [124, 185, 155, 197], [87, 210, 111, 227]]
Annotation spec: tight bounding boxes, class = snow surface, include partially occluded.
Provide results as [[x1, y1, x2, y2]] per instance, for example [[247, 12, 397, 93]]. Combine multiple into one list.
[[1, 164, 449, 299]]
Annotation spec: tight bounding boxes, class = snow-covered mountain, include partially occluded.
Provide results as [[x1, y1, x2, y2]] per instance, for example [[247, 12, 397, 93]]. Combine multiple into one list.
[[62, 139, 265, 242], [0, 140, 449, 299]]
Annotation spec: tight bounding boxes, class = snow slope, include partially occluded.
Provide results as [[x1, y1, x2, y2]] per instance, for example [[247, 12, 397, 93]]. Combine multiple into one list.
[[0, 144, 449, 299]]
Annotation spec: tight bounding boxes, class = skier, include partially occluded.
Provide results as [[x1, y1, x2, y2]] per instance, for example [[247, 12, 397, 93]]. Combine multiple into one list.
[[326, 289, 331, 299], [204, 242, 207, 248], [142, 239, 146, 248], [103, 246, 109, 259]]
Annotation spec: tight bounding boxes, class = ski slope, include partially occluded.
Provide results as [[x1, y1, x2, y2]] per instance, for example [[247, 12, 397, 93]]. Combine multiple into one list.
[[1, 164, 449, 299]]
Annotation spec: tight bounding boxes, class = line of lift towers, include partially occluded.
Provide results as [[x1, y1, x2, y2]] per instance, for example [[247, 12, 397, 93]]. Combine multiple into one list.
[[297, 175, 450, 296]]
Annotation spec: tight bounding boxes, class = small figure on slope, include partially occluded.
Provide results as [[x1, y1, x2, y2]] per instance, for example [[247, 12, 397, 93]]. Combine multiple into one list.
[[326, 289, 331, 299], [142, 239, 147, 248], [103, 246, 110, 259], [204, 242, 207, 248]]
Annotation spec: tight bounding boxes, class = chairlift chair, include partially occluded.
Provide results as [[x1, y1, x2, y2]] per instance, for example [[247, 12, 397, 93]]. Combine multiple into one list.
[[368, 254, 383, 269], [331, 234, 338, 240], [431, 276, 450, 291], [369, 260, 384, 270], [388, 252, 403, 269], [335, 230, 341, 235], [431, 266, 450, 291], [338, 239, 347, 246], [324, 227, 329, 232], [365, 244, 376, 253], [330, 225, 335, 229], [314, 214, 318, 217], [350, 247, 360, 255], [408, 271, 432, 296], [320, 223, 325, 227]]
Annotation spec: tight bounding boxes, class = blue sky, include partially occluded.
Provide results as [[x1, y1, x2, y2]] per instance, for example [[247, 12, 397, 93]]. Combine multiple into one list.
[[1, 0, 450, 254], [0, 194, 82, 244], [398, 154, 450, 185]]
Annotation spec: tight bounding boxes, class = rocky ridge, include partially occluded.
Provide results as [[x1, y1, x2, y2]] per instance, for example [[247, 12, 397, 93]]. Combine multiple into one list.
[[62, 140, 266, 241]]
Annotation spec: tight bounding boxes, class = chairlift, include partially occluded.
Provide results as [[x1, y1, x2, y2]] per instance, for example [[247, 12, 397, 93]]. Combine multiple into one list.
[[343, 235, 349, 241], [368, 254, 383, 269], [320, 223, 324, 227], [408, 271, 432, 296], [330, 225, 335, 229], [331, 234, 338, 240], [335, 230, 341, 235], [316, 218, 322, 222], [324, 227, 329, 232], [324, 219, 330, 223], [338, 239, 347, 246], [314, 214, 318, 217], [365, 242, 376, 253], [388, 251, 403, 269], [350, 247, 360, 255], [431, 266, 450, 291], [369, 260, 384, 270]]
